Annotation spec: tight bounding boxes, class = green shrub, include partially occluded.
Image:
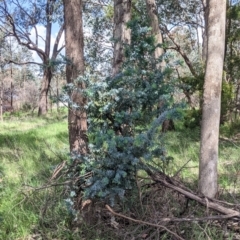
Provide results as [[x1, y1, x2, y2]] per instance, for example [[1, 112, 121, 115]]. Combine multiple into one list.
[[22, 103, 32, 111], [183, 109, 201, 129], [221, 81, 234, 123], [66, 17, 177, 205]]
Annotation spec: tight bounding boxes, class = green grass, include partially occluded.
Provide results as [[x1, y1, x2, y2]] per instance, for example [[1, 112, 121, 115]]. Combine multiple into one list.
[[163, 127, 200, 182], [164, 123, 240, 196], [0, 111, 70, 240], [0, 111, 239, 239]]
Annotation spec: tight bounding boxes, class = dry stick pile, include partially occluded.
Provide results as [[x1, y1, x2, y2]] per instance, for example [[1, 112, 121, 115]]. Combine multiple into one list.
[[25, 157, 240, 239], [104, 168, 240, 240], [146, 169, 240, 218]]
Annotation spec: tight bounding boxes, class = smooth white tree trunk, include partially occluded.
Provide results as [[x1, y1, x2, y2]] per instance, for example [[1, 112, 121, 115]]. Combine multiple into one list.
[[199, 0, 226, 198]]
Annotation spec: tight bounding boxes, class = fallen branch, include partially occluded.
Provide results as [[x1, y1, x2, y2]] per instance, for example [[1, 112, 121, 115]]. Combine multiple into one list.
[[23, 180, 72, 191], [23, 171, 93, 192], [147, 169, 240, 218], [105, 205, 184, 240], [106, 204, 237, 223], [220, 136, 240, 148], [173, 159, 192, 177], [154, 213, 238, 222]]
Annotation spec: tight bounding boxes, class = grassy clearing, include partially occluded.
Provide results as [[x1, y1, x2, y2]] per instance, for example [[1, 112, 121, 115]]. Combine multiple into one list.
[[0, 112, 240, 239], [0, 111, 70, 240]]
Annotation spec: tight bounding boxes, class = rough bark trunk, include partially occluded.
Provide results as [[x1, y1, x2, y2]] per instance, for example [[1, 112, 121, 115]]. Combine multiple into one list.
[[145, 0, 165, 69], [145, 0, 171, 129], [0, 78, 3, 122], [38, 67, 52, 116], [199, 0, 226, 198], [63, 0, 88, 154], [112, 0, 132, 76]]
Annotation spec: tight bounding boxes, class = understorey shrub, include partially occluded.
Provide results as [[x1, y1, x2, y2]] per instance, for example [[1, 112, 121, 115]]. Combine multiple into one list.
[[183, 108, 201, 128], [67, 17, 178, 205]]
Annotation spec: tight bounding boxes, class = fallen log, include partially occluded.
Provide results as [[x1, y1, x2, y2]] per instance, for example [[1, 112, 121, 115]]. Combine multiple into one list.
[[146, 168, 240, 218]]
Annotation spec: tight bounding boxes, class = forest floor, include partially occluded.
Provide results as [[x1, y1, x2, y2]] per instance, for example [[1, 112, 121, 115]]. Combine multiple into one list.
[[0, 110, 240, 239]]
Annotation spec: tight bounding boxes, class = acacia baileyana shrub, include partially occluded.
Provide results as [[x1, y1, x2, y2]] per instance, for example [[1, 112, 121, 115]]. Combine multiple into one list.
[[68, 18, 177, 205]]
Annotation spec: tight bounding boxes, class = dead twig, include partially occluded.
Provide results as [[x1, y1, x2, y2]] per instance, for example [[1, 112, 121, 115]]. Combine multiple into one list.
[[105, 204, 185, 240], [22, 170, 93, 192], [219, 136, 240, 148], [210, 197, 240, 207], [23, 180, 72, 191], [43, 139, 67, 162], [50, 161, 66, 181], [173, 159, 192, 177], [155, 213, 238, 222], [146, 169, 240, 218], [197, 221, 211, 240]]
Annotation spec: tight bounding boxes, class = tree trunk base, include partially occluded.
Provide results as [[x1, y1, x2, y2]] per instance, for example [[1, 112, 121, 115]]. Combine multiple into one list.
[[162, 119, 175, 132]]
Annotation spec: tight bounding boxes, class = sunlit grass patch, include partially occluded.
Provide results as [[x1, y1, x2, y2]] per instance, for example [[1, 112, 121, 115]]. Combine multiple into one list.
[[163, 127, 200, 183], [0, 112, 69, 239], [164, 124, 240, 194], [220, 119, 240, 138]]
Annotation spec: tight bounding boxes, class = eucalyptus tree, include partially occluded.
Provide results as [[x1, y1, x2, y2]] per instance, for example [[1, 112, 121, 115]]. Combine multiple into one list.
[[0, 33, 37, 114], [156, 0, 204, 71], [0, 0, 65, 116], [0, 32, 19, 119], [63, 0, 87, 154], [145, 0, 164, 69], [0, 31, 8, 121], [112, 0, 132, 76], [199, 0, 226, 198], [83, 0, 113, 76], [6, 37, 36, 108], [155, 0, 205, 107]]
